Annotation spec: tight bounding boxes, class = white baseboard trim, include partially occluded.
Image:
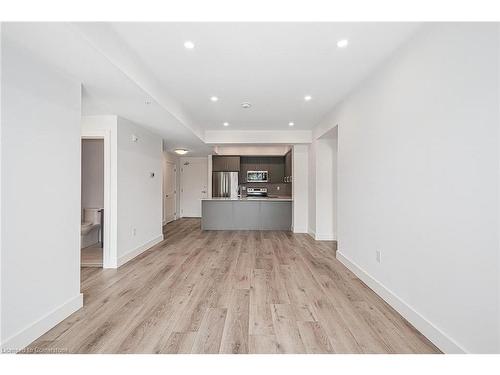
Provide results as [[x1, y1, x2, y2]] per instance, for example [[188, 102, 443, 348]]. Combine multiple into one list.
[[336, 251, 467, 354], [307, 229, 336, 241], [315, 232, 337, 241], [1, 293, 83, 353], [117, 234, 164, 267]]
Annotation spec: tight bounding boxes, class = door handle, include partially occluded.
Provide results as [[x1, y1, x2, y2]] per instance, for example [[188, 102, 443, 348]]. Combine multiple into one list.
[[166, 194, 169, 197]]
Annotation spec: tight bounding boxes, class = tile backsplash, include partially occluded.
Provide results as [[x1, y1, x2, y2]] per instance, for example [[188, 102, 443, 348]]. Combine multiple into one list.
[[240, 183, 291, 197]]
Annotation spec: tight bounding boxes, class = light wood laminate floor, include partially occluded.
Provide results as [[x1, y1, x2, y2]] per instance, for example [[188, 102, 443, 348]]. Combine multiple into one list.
[[26, 218, 440, 354], [81, 244, 103, 267]]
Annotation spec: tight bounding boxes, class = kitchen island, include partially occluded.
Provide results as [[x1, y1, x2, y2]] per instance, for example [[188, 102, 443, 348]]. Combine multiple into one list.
[[201, 197, 292, 231]]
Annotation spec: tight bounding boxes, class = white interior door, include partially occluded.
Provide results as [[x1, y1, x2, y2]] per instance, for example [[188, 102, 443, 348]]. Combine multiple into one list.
[[163, 161, 176, 224], [181, 160, 208, 217]]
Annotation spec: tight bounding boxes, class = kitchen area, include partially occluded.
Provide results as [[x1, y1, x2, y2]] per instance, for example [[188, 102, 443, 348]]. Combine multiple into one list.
[[202, 149, 293, 230]]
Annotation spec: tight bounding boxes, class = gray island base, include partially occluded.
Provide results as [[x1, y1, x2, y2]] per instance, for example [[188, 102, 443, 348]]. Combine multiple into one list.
[[201, 198, 292, 231]]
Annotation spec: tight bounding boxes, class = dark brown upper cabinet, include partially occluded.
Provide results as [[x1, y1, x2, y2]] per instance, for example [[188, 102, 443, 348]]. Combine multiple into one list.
[[269, 158, 285, 183], [212, 156, 241, 172], [239, 156, 285, 183]]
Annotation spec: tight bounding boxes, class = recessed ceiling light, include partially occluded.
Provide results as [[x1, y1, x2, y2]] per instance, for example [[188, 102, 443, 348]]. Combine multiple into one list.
[[241, 102, 252, 109], [304, 95, 312, 102], [210, 96, 219, 102], [184, 41, 195, 49], [288, 122, 295, 127], [174, 148, 189, 155], [337, 39, 349, 48], [223, 122, 229, 127]]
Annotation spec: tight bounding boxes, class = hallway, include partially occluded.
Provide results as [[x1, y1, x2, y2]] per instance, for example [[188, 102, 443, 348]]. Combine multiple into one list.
[[26, 219, 439, 353]]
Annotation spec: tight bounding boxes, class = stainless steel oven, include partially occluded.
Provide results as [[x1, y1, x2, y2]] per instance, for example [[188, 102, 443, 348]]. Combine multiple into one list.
[[246, 170, 268, 183], [246, 187, 268, 197]]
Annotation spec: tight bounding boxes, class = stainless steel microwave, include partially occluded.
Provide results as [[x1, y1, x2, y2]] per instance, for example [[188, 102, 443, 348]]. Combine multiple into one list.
[[247, 170, 268, 183]]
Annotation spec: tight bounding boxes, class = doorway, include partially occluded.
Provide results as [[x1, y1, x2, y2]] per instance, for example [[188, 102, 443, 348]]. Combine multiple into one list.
[[180, 158, 208, 217], [163, 160, 177, 224], [81, 130, 113, 268], [81, 138, 104, 267]]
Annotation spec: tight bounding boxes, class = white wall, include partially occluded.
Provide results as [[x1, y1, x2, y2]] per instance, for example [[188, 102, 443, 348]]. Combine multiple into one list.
[[314, 128, 337, 240], [292, 145, 309, 233], [81, 139, 104, 210], [116, 117, 163, 266], [316, 23, 500, 353], [307, 139, 316, 235], [213, 145, 291, 155], [310, 128, 338, 240], [205, 129, 311, 145], [498, 26, 500, 346], [207, 155, 212, 199], [1, 31, 83, 350], [81, 115, 163, 268], [0, 23, 3, 345]]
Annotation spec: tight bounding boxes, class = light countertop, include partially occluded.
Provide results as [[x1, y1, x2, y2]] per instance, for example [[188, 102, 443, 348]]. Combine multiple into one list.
[[202, 196, 293, 202]]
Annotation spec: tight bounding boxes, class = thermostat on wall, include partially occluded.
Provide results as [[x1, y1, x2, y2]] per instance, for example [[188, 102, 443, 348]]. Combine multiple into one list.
[[131, 134, 139, 142]]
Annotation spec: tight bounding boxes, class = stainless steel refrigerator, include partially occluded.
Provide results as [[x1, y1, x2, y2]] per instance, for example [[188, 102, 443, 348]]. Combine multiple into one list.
[[212, 172, 239, 198]]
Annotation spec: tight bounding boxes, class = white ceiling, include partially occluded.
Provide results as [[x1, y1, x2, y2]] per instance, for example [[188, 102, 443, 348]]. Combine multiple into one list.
[[110, 23, 421, 131], [4, 22, 421, 155], [3, 22, 211, 155]]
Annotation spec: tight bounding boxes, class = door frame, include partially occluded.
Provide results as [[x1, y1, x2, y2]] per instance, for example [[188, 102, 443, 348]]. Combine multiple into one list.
[[163, 159, 177, 225], [81, 130, 113, 268]]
